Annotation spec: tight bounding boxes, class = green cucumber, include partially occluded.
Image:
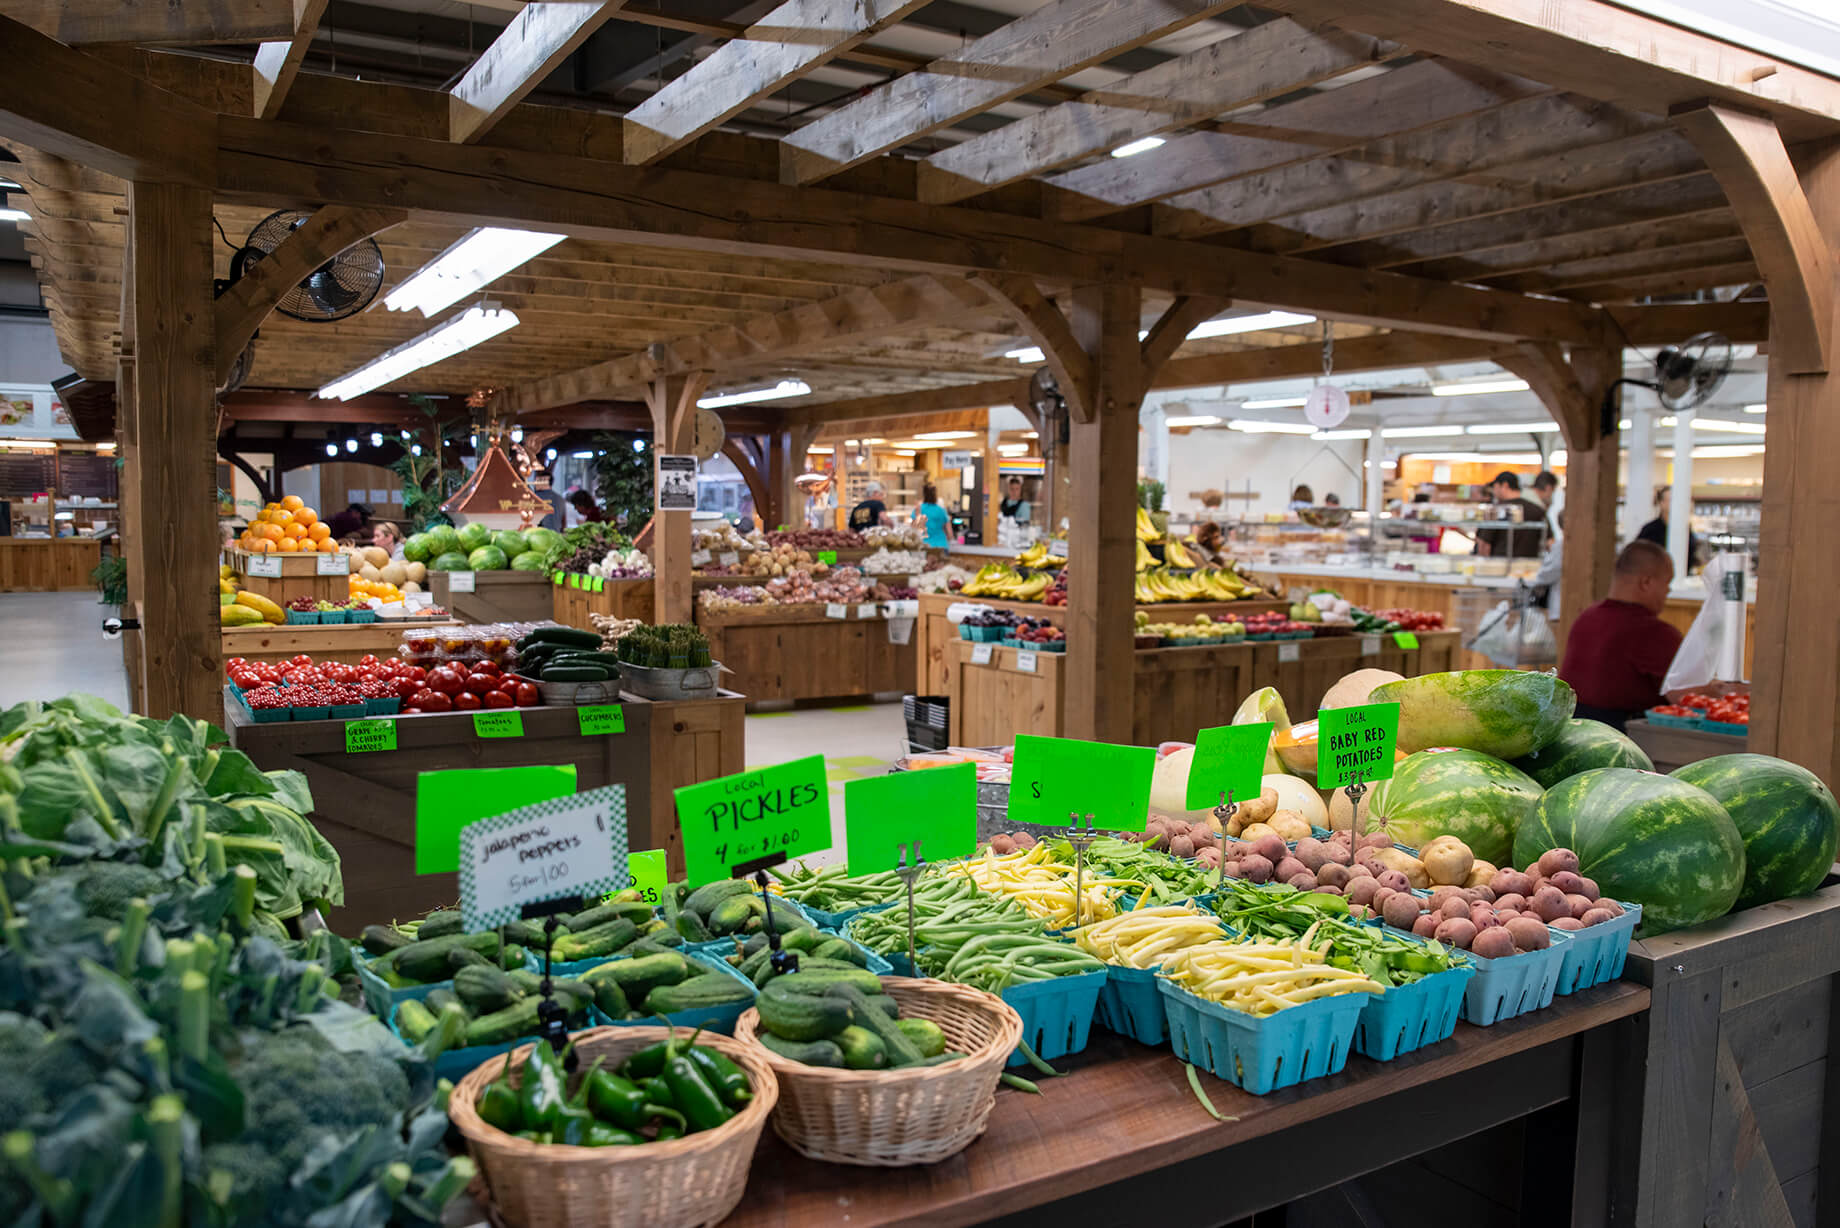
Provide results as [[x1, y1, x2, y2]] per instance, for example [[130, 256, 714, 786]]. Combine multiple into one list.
[[508, 970, 542, 995], [685, 879, 752, 919], [897, 1018, 947, 1058], [675, 911, 713, 942], [423, 988, 462, 1016], [447, 947, 493, 972], [464, 998, 542, 1047], [810, 937, 867, 967], [565, 902, 653, 933], [590, 975, 630, 1019], [767, 965, 883, 996], [643, 973, 754, 1014], [394, 999, 437, 1043], [500, 943, 529, 971], [757, 978, 853, 1041], [416, 910, 466, 939], [757, 1034, 845, 1067], [827, 984, 924, 1066], [454, 964, 524, 1013], [360, 924, 411, 957], [386, 931, 501, 982], [589, 952, 688, 1005], [519, 626, 603, 650], [541, 663, 610, 682], [552, 918, 639, 962], [500, 920, 546, 949], [835, 1025, 888, 1070], [707, 895, 759, 936]]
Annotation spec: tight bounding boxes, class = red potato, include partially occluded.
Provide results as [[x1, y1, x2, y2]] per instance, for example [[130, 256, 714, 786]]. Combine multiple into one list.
[[1429, 886, 1466, 912], [1548, 870, 1586, 896], [1196, 846, 1222, 869], [1346, 877, 1380, 907], [1551, 917, 1585, 931], [1169, 835, 1196, 859], [1321, 841, 1353, 867], [1376, 869, 1411, 893], [1316, 863, 1351, 889], [1435, 917, 1478, 949], [1250, 833, 1287, 865], [1276, 856, 1307, 882], [1496, 908, 1522, 922], [1579, 907, 1617, 928], [1491, 870, 1535, 898], [1469, 885, 1497, 903], [1240, 854, 1275, 884], [1530, 886, 1570, 924], [1505, 917, 1551, 951], [1565, 893, 1595, 920], [1346, 861, 1375, 880], [1313, 883, 1343, 896], [1495, 892, 1528, 913], [1596, 898, 1624, 917], [1371, 886, 1397, 912], [1287, 871, 1318, 890], [1471, 926, 1517, 959], [1538, 848, 1581, 877], [1579, 876, 1601, 901], [1382, 893, 1421, 930], [1411, 912, 1439, 939], [1014, 832, 1036, 848], [1440, 897, 1471, 923], [1294, 838, 1329, 871], [1358, 832, 1394, 850]]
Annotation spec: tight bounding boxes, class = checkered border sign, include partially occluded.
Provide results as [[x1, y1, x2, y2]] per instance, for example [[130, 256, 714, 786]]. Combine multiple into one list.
[[459, 784, 629, 931]]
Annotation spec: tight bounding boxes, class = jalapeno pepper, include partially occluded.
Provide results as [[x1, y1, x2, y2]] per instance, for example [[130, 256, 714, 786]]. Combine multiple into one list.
[[662, 1054, 732, 1133], [518, 1039, 568, 1132], [585, 1124, 642, 1147], [584, 1069, 687, 1133], [686, 1045, 752, 1108], [654, 1124, 683, 1141], [477, 1050, 523, 1133], [641, 1075, 674, 1107], [551, 1104, 598, 1146], [621, 1026, 704, 1080]]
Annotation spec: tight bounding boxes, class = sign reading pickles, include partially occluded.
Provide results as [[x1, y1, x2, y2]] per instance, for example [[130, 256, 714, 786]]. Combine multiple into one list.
[[1316, 701, 1401, 789], [674, 754, 831, 886]]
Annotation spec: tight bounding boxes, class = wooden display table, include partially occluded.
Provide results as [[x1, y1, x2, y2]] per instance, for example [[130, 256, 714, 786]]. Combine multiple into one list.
[[428, 570, 554, 624], [225, 689, 744, 924], [221, 618, 461, 668], [551, 576, 655, 629], [0, 536, 101, 591], [226, 546, 347, 608], [1624, 717, 1749, 772], [946, 630, 1461, 747], [699, 602, 915, 705], [721, 982, 1646, 1227]]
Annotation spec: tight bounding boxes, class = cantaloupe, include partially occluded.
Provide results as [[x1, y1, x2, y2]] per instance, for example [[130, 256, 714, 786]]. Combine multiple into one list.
[[401, 580, 421, 594], [348, 552, 366, 575], [1319, 668, 1404, 714], [380, 560, 408, 586], [1262, 773, 1328, 827], [404, 561, 427, 584], [359, 563, 383, 583], [362, 546, 390, 570]]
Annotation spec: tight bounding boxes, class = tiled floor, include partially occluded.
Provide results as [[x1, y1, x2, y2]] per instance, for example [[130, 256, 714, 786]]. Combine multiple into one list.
[[0, 592, 131, 711], [745, 700, 909, 865]]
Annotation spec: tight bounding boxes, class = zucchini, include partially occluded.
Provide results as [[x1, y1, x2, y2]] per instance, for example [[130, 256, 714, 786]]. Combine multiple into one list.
[[547, 650, 624, 669], [386, 931, 501, 982], [684, 879, 752, 919], [541, 663, 610, 682], [423, 988, 462, 1016], [394, 999, 437, 1043], [757, 1034, 845, 1067], [643, 973, 755, 1015], [835, 1025, 887, 1070], [828, 984, 923, 1066], [417, 910, 466, 939], [454, 965, 524, 1013], [897, 1018, 947, 1058], [519, 626, 602, 650], [464, 998, 543, 1047], [757, 978, 853, 1041], [551, 918, 638, 962], [551, 979, 595, 1019], [360, 924, 411, 957]]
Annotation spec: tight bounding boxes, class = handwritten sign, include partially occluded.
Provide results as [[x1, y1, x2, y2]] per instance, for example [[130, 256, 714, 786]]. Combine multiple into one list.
[[1393, 631, 1420, 650], [970, 642, 993, 665], [856, 603, 878, 619], [344, 719, 396, 754], [719, 551, 739, 568], [1007, 735, 1152, 832], [448, 570, 476, 593], [458, 784, 628, 931], [1016, 649, 1038, 673], [1316, 702, 1401, 789], [316, 552, 348, 575], [628, 849, 667, 906], [245, 554, 281, 578], [844, 762, 976, 874], [577, 704, 625, 735], [1186, 723, 1271, 810], [825, 603, 847, 619], [472, 710, 525, 739], [415, 764, 576, 874], [675, 754, 831, 886], [691, 549, 712, 568]]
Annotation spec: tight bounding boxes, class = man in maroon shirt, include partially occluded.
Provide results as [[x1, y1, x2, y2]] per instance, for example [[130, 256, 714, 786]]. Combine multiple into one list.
[[1559, 540, 1683, 730]]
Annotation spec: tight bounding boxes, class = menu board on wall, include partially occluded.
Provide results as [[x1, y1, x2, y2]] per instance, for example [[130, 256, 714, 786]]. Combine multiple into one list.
[[0, 454, 57, 498], [58, 453, 118, 501]]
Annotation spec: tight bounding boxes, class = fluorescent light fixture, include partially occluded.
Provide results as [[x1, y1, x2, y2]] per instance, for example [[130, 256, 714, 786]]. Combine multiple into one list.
[[894, 450, 917, 457], [1619, 418, 1633, 430], [318, 305, 520, 400], [1466, 421, 1562, 435], [95, 443, 115, 452], [997, 443, 1031, 455], [1691, 445, 1766, 458], [1312, 429, 1370, 440], [861, 437, 888, 444], [1405, 451, 1547, 464], [1111, 136, 1167, 158], [1744, 403, 1767, 414], [842, 439, 859, 446], [1383, 425, 1466, 438], [384, 227, 566, 317], [892, 440, 951, 449], [1021, 431, 1038, 439], [0, 208, 28, 223], [1187, 311, 1316, 340], [1689, 417, 1767, 435], [696, 379, 811, 409], [915, 430, 978, 440], [806, 445, 834, 454], [1006, 346, 1046, 364], [572, 450, 595, 459], [1240, 395, 1308, 410], [400, 429, 412, 440], [1165, 415, 1221, 427], [1363, 459, 1398, 469], [1227, 419, 1318, 435], [1431, 378, 1531, 397], [325, 442, 338, 457]]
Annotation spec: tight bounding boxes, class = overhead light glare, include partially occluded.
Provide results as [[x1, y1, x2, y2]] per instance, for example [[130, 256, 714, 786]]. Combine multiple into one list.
[[1164, 415, 1221, 427], [325, 442, 338, 457], [1431, 378, 1530, 397], [571, 450, 595, 459], [1743, 403, 1767, 414], [696, 378, 811, 408], [1227, 419, 1318, 435], [1187, 311, 1315, 340], [1466, 421, 1562, 435], [1690, 445, 1767, 458], [345, 439, 359, 453], [997, 443, 1031, 455], [1382, 425, 1466, 438], [914, 430, 978, 440], [806, 445, 834, 454], [411, 444, 422, 456], [1239, 395, 1308, 410], [0, 208, 28, 223], [1312, 429, 1369, 440], [317, 305, 520, 400], [1688, 417, 1767, 435], [369, 432, 384, 447], [1110, 136, 1167, 158], [384, 227, 565, 317]]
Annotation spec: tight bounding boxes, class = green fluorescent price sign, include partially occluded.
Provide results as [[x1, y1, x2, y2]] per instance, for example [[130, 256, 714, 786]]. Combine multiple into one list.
[[345, 719, 396, 754], [577, 704, 625, 735], [817, 550, 838, 565], [570, 574, 582, 589], [472, 711, 525, 739], [553, 571, 564, 586], [628, 849, 668, 906], [1186, 723, 1271, 810], [1316, 702, 1401, 789], [844, 762, 976, 874], [1393, 631, 1420, 650], [674, 754, 832, 886], [415, 764, 576, 874], [593, 577, 606, 593], [1007, 735, 1153, 832]]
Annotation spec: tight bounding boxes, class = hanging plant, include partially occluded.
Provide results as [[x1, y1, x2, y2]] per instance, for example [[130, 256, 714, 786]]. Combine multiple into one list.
[[391, 396, 466, 530], [589, 432, 655, 531]]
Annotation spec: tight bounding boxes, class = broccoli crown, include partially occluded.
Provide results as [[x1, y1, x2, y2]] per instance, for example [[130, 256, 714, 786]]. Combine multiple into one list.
[[71, 860, 167, 920], [225, 1027, 408, 1172]]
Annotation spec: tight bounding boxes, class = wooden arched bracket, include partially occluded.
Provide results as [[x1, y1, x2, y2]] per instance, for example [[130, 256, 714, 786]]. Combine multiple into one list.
[[213, 205, 408, 387]]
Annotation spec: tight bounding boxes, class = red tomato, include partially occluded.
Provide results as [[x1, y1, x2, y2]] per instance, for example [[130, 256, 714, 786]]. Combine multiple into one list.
[[403, 706, 424, 715], [515, 682, 541, 707], [405, 665, 427, 684], [227, 657, 245, 668], [359, 654, 378, 666], [427, 668, 464, 695], [474, 661, 500, 677], [464, 673, 498, 694], [484, 689, 515, 709], [290, 654, 312, 666], [420, 690, 454, 713], [498, 675, 523, 694], [454, 690, 483, 711], [396, 677, 422, 701]]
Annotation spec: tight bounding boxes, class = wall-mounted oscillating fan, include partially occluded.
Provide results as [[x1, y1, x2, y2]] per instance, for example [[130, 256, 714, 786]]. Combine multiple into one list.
[[1601, 331, 1733, 433], [1029, 366, 1068, 462]]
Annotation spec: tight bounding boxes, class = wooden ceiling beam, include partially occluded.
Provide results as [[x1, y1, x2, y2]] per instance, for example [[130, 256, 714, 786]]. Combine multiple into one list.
[[450, 2, 629, 145], [1481, 236, 1759, 295], [1405, 210, 1743, 284], [778, 0, 1238, 186], [1560, 262, 1762, 304], [916, 18, 1401, 205], [0, 0, 296, 44], [975, 275, 1094, 422], [252, 0, 329, 121]]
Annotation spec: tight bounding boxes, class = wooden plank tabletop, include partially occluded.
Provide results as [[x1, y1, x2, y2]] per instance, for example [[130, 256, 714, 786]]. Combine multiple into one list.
[[721, 982, 1648, 1228]]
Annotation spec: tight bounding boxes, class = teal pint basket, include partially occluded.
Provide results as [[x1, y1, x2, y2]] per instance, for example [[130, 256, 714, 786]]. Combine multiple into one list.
[[843, 912, 917, 976], [358, 947, 543, 1019], [1096, 964, 1172, 1045], [1553, 901, 1641, 995], [1353, 963, 1474, 1060], [319, 609, 348, 625], [330, 702, 366, 719], [1000, 968, 1107, 1067], [802, 898, 895, 931], [1159, 979, 1368, 1094], [1457, 928, 1572, 1025], [363, 696, 402, 716]]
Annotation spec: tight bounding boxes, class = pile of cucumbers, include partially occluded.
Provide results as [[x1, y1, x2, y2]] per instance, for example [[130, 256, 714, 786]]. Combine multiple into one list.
[[753, 968, 959, 1072], [576, 949, 755, 1022], [716, 923, 882, 990], [361, 909, 535, 988], [513, 624, 622, 683], [395, 963, 599, 1049], [540, 897, 682, 965], [674, 878, 791, 942]]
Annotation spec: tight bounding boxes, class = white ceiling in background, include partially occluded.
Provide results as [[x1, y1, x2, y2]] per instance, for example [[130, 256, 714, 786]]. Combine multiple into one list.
[[1606, 0, 1840, 78]]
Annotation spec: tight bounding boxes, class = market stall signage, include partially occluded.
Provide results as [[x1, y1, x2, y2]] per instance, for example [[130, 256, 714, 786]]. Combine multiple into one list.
[[345, 719, 397, 754], [941, 450, 975, 470], [1008, 735, 1152, 832], [691, 549, 712, 567], [458, 783, 628, 931], [1317, 702, 1401, 789], [675, 754, 830, 886], [316, 552, 348, 576], [825, 603, 847, 619], [1186, 723, 1271, 810], [1016, 649, 1038, 673], [817, 550, 838, 565], [629, 848, 667, 905], [856, 603, 877, 619], [569, 574, 582, 589], [844, 761, 976, 874], [473, 710, 525, 739], [657, 455, 698, 511], [415, 764, 577, 874], [577, 704, 625, 736], [719, 552, 739, 568], [1361, 635, 1381, 657], [448, 570, 476, 593], [553, 571, 565, 585], [1278, 642, 1300, 663], [246, 554, 281, 578], [970, 643, 993, 665], [1393, 631, 1420, 650], [591, 577, 605, 592]]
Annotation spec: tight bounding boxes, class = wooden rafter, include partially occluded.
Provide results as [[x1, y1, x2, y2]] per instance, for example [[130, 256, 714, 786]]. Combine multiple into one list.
[[975, 274, 1095, 423], [251, 0, 328, 121], [623, 0, 931, 165], [450, 3, 629, 145], [0, 0, 296, 44], [778, 0, 1237, 186], [1140, 296, 1231, 375], [1672, 100, 1834, 374]]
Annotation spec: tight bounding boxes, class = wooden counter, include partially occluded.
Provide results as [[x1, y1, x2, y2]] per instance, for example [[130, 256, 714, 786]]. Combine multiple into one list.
[[551, 577, 655, 629], [0, 536, 101, 591], [699, 602, 915, 704], [1624, 717, 1748, 772], [221, 619, 460, 668], [427, 570, 554, 624]]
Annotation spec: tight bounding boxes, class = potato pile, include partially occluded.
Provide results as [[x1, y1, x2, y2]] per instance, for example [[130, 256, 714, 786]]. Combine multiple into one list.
[[1216, 787, 1312, 843], [985, 831, 1039, 855], [1136, 815, 1222, 863], [1378, 847, 1627, 958]]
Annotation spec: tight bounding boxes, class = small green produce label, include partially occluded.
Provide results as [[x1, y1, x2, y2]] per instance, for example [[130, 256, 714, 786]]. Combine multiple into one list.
[[675, 754, 831, 886], [817, 550, 838, 565], [1317, 702, 1401, 789], [844, 762, 976, 874], [628, 848, 667, 905], [1393, 631, 1419, 650], [570, 574, 582, 589], [1008, 735, 1152, 832], [472, 711, 525, 739], [592, 576, 606, 592], [345, 719, 396, 754], [577, 704, 625, 736], [415, 764, 577, 874], [553, 571, 565, 585], [1186, 723, 1270, 810]]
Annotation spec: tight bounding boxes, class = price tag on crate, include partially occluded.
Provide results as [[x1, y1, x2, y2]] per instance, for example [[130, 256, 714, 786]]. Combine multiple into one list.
[[1186, 723, 1271, 810], [1361, 634, 1381, 657], [345, 719, 396, 754], [825, 603, 847, 619], [691, 549, 712, 567], [675, 754, 831, 885], [552, 571, 565, 586], [577, 704, 625, 736], [719, 551, 739, 568], [1278, 641, 1300, 663], [1015, 649, 1038, 673], [246, 554, 281, 578], [472, 710, 525, 739], [1007, 735, 1152, 831], [415, 764, 576, 874], [1393, 631, 1420, 650], [569, 574, 582, 589], [856, 603, 878, 619], [817, 550, 838, 565], [316, 552, 348, 576], [970, 642, 994, 665], [629, 848, 668, 906], [448, 570, 476, 593], [1316, 702, 1400, 790], [591, 576, 605, 592], [458, 783, 629, 931], [844, 761, 975, 874]]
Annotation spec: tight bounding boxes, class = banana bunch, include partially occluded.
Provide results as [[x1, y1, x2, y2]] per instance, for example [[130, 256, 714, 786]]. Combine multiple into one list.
[[1193, 566, 1260, 600], [960, 563, 1051, 601], [1015, 541, 1067, 570], [1134, 507, 1164, 544], [1163, 538, 1201, 569], [1134, 539, 1154, 573]]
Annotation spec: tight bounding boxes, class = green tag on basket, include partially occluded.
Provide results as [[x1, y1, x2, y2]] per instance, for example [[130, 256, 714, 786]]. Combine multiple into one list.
[[577, 704, 625, 736], [1186, 723, 1271, 810], [415, 764, 576, 874], [553, 571, 564, 586], [675, 755, 831, 886], [1007, 735, 1152, 832], [1316, 702, 1400, 789], [472, 711, 525, 739], [1393, 631, 1419, 650], [593, 576, 606, 592], [629, 849, 667, 906], [817, 550, 837, 565], [344, 719, 396, 754], [570, 574, 582, 589], [843, 762, 976, 874]]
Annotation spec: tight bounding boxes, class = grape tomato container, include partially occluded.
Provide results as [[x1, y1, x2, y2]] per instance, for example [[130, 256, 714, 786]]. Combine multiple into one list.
[[399, 628, 442, 663], [1158, 978, 1367, 1094]]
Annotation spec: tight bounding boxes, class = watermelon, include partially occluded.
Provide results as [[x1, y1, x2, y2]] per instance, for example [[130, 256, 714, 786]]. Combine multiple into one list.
[[429, 551, 470, 572], [509, 550, 548, 572], [467, 545, 509, 571], [491, 529, 529, 559], [423, 524, 461, 558], [1511, 718, 1653, 788], [456, 521, 493, 553], [1366, 748, 1542, 866], [1672, 755, 1840, 911], [1369, 669, 1575, 760], [1515, 767, 1745, 935], [522, 526, 563, 557], [401, 532, 432, 564]]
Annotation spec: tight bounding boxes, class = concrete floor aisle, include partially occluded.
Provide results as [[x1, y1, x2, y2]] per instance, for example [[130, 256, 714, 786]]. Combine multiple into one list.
[[745, 701, 908, 865], [0, 592, 131, 711]]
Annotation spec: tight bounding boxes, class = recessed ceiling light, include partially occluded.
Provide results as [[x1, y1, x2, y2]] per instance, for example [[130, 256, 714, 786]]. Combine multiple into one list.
[[1431, 379, 1531, 397], [1110, 136, 1167, 158]]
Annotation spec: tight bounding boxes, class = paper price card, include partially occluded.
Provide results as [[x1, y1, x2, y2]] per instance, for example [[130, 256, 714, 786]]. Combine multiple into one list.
[[553, 571, 565, 585], [472, 711, 525, 739], [1007, 735, 1152, 832], [857, 603, 878, 619], [1016, 649, 1038, 673], [825, 603, 847, 619], [691, 549, 712, 567], [1278, 642, 1300, 663], [592, 577, 606, 592], [1317, 702, 1401, 789], [570, 574, 582, 589], [1186, 723, 1271, 810], [629, 849, 668, 906], [1361, 635, 1381, 657], [416, 764, 576, 874], [1393, 631, 1420, 650], [345, 719, 396, 754], [246, 554, 281, 578], [844, 762, 976, 875], [449, 570, 476, 593], [577, 704, 625, 735], [316, 552, 348, 575], [970, 643, 993, 665], [675, 754, 831, 886], [459, 783, 629, 931], [719, 552, 739, 568]]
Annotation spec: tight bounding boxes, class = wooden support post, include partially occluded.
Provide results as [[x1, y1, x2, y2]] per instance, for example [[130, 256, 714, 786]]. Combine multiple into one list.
[[116, 223, 143, 711], [1751, 140, 1840, 787], [126, 180, 221, 719], [646, 371, 707, 625], [767, 423, 814, 532]]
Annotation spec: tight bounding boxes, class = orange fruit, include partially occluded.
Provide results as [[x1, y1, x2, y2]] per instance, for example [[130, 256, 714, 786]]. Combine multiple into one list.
[[316, 538, 338, 553], [294, 508, 318, 529], [272, 509, 294, 528], [282, 522, 306, 540], [252, 539, 275, 553], [277, 537, 300, 552], [256, 522, 283, 542], [308, 523, 331, 542], [280, 495, 304, 512]]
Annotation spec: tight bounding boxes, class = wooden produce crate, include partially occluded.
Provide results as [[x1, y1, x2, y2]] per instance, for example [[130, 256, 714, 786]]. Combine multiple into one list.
[[947, 639, 1064, 746], [644, 690, 746, 878], [1614, 879, 1840, 1228], [551, 576, 655, 630], [698, 602, 914, 704], [427, 569, 554, 625], [1625, 717, 1750, 773], [221, 619, 461, 668], [228, 547, 348, 610]]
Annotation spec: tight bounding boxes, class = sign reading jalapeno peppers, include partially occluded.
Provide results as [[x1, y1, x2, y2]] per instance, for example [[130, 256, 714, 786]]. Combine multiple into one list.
[[674, 754, 831, 886]]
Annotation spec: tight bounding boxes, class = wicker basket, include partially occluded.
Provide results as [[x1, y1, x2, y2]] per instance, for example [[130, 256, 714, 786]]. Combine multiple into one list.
[[732, 975, 1022, 1166], [448, 1026, 778, 1228]]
